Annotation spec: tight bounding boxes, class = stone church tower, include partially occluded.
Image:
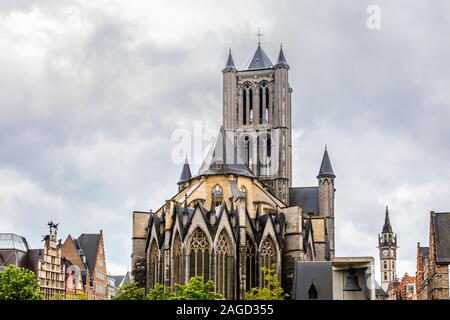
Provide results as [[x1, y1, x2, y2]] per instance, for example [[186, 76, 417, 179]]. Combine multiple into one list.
[[222, 42, 292, 204], [378, 206, 397, 291]]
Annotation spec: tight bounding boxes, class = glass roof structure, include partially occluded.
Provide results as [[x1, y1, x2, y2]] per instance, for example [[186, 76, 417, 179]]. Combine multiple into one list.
[[0, 233, 30, 252]]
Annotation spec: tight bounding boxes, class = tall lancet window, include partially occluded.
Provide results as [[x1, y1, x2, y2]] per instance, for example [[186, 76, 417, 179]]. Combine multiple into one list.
[[265, 85, 269, 123], [260, 237, 277, 287], [244, 136, 250, 167], [173, 233, 183, 285], [259, 82, 270, 124], [189, 228, 210, 280], [259, 81, 270, 124], [242, 84, 253, 125], [215, 230, 233, 298], [148, 240, 159, 289], [257, 133, 272, 177], [245, 236, 257, 290]]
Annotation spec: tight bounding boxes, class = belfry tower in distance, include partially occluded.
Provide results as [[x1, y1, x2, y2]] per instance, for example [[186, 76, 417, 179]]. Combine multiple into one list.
[[378, 206, 398, 291]]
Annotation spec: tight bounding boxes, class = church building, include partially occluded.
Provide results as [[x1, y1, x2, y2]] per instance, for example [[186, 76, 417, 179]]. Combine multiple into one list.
[[131, 41, 337, 299]]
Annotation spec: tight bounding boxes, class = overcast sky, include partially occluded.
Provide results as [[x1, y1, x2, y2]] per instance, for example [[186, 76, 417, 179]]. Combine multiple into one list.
[[1, 0, 449, 282]]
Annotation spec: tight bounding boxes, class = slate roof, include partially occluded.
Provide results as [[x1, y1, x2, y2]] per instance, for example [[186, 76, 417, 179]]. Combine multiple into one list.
[[275, 45, 288, 67], [432, 212, 450, 263], [245, 44, 273, 70], [223, 49, 237, 71], [194, 127, 254, 179], [375, 280, 388, 296], [420, 246, 429, 261], [110, 271, 131, 288], [419, 246, 429, 265], [317, 147, 335, 178], [76, 233, 100, 274], [289, 187, 320, 215], [382, 206, 393, 233], [293, 261, 333, 300], [178, 158, 192, 184]]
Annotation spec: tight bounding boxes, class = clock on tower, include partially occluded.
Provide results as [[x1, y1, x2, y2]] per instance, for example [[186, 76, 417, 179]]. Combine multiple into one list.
[[378, 206, 397, 292]]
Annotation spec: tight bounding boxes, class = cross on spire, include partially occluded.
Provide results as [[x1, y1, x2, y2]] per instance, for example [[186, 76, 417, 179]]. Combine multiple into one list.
[[255, 28, 263, 45]]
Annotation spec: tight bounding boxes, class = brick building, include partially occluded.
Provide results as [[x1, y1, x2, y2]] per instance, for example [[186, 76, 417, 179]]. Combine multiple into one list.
[[415, 211, 450, 300], [398, 273, 416, 300], [61, 230, 108, 299]]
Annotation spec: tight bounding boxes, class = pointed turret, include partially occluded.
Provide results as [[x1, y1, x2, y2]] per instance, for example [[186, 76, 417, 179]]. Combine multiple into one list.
[[223, 49, 237, 72], [245, 44, 273, 70], [275, 44, 289, 68], [177, 157, 192, 190], [317, 146, 336, 179], [382, 206, 393, 233]]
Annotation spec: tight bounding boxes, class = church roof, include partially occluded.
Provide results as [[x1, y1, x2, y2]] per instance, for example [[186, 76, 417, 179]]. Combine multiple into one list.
[[382, 206, 393, 233], [245, 44, 273, 70], [194, 127, 254, 179], [317, 147, 335, 178], [432, 212, 450, 263], [223, 49, 237, 71], [275, 45, 289, 67], [178, 157, 192, 184], [289, 187, 319, 215]]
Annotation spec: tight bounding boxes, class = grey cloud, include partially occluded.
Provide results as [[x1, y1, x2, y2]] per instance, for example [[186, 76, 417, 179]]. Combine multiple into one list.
[[0, 1, 449, 279]]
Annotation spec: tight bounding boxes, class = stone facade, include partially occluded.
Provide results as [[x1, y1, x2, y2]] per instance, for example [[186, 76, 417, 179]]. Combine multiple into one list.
[[222, 45, 292, 204], [131, 42, 337, 300]]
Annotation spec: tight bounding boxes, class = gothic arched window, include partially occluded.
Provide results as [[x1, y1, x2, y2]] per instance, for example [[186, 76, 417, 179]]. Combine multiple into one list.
[[257, 133, 272, 177], [215, 230, 233, 298], [384, 272, 387, 281], [212, 185, 224, 207], [189, 228, 210, 280], [243, 88, 247, 125], [260, 237, 277, 286], [383, 261, 387, 269], [242, 84, 253, 125], [148, 240, 159, 289], [173, 233, 183, 285], [245, 236, 257, 290], [259, 82, 270, 124]]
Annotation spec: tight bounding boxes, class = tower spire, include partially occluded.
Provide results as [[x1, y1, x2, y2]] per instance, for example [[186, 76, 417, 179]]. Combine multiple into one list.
[[382, 205, 393, 233], [223, 48, 237, 71], [275, 43, 289, 68], [178, 156, 192, 188], [317, 146, 335, 179]]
